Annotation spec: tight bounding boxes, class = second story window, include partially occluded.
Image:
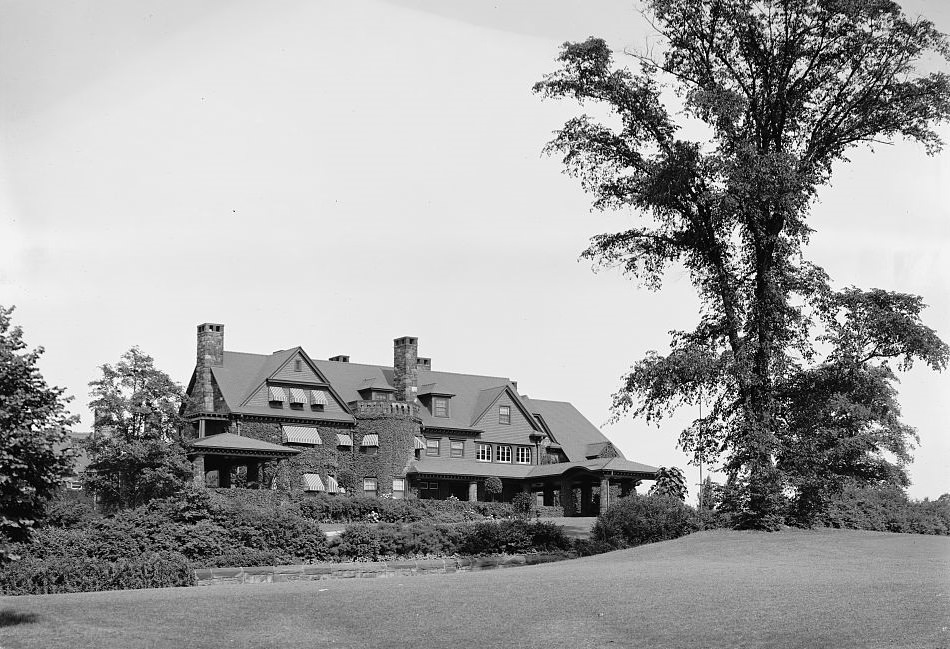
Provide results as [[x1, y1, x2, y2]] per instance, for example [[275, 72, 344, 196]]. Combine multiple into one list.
[[499, 405, 511, 425], [495, 445, 512, 463], [426, 438, 440, 456], [372, 392, 390, 401], [516, 447, 531, 464], [433, 397, 449, 418], [450, 440, 464, 458], [475, 444, 491, 462]]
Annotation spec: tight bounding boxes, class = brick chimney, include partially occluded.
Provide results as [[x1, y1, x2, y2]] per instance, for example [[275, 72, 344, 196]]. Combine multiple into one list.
[[393, 336, 418, 403], [196, 323, 224, 412]]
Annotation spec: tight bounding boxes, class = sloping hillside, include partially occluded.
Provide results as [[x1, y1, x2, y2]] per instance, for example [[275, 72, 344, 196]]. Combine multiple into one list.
[[1, 528, 947, 649]]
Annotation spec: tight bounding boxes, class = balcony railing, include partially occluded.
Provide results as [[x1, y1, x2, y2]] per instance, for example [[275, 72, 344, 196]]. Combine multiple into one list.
[[351, 400, 420, 418]]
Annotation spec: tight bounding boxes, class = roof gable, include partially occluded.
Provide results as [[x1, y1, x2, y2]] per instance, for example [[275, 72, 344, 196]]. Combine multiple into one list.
[[522, 398, 622, 463], [471, 384, 541, 432]]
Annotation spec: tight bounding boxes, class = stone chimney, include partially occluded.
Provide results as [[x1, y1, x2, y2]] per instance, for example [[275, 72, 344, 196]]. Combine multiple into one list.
[[196, 323, 224, 412], [393, 336, 418, 403]]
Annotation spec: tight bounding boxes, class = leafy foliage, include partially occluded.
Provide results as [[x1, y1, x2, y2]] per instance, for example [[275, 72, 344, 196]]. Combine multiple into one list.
[[0, 550, 194, 595], [0, 306, 77, 563], [511, 492, 536, 520], [817, 484, 950, 535], [534, 1, 950, 528], [84, 348, 194, 510], [484, 476, 503, 501], [649, 466, 688, 501], [592, 494, 700, 549]]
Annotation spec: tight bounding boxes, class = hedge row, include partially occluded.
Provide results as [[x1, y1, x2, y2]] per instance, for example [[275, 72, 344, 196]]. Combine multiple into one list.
[[0, 551, 194, 596], [333, 520, 572, 561], [296, 494, 520, 523]]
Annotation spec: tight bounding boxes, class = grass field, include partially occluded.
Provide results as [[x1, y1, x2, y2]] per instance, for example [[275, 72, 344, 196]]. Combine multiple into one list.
[[1, 528, 947, 649]]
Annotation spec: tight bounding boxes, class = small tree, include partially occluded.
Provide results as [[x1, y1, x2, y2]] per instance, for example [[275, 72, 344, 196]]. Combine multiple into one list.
[[0, 306, 77, 562], [649, 466, 688, 501], [512, 491, 536, 520], [85, 347, 193, 510], [484, 476, 503, 502]]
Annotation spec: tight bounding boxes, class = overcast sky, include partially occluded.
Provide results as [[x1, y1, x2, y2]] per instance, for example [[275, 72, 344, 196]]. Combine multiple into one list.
[[2, 0, 948, 500]]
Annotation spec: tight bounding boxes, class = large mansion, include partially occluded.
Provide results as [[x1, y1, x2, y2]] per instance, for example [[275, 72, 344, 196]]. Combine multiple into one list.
[[184, 323, 657, 515]]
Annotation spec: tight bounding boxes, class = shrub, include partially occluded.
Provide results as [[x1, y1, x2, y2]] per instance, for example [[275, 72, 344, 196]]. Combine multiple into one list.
[[41, 498, 99, 529], [512, 492, 536, 520], [526, 521, 572, 551], [484, 477, 503, 501], [819, 485, 950, 535], [336, 524, 381, 560], [592, 494, 700, 549], [456, 520, 532, 555], [0, 551, 194, 595]]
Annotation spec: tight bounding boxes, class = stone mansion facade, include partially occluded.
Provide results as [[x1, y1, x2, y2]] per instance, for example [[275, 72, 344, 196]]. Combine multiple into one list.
[[184, 323, 658, 515]]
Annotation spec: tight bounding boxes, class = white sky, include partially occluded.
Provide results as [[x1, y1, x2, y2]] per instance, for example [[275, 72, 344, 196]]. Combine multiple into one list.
[[1, 0, 948, 500]]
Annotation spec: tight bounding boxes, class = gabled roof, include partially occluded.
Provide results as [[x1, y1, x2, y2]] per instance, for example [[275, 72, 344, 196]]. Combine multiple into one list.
[[522, 398, 623, 463], [207, 350, 354, 423]]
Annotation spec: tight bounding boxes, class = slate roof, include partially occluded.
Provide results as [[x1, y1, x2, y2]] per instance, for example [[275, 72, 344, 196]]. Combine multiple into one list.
[[521, 398, 622, 463], [191, 343, 653, 472]]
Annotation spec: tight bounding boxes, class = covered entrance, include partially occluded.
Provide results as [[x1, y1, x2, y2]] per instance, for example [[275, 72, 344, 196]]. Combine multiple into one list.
[[187, 432, 299, 489]]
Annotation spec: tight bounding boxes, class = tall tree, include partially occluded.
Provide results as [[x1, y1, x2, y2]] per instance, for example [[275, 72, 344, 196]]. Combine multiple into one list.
[[0, 306, 76, 562], [534, 0, 950, 528], [85, 347, 193, 510]]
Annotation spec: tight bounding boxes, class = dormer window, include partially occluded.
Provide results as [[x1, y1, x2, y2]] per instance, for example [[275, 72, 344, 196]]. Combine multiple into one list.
[[268, 386, 285, 407], [433, 397, 449, 418], [499, 405, 511, 425]]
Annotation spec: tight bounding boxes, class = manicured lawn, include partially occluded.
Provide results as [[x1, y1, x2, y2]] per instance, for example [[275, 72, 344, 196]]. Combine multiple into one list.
[[1, 528, 947, 649]]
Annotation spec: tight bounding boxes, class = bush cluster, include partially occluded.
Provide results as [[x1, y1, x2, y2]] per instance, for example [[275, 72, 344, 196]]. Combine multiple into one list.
[[331, 520, 571, 561], [0, 551, 194, 596], [592, 494, 701, 549], [0, 489, 332, 594], [296, 494, 517, 523], [818, 485, 950, 535]]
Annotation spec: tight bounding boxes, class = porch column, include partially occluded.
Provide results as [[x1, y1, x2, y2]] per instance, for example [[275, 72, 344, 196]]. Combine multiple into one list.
[[559, 479, 574, 517], [580, 483, 593, 516], [468, 480, 478, 502], [198, 419, 207, 438], [599, 475, 611, 512], [191, 454, 206, 488], [246, 461, 260, 487]]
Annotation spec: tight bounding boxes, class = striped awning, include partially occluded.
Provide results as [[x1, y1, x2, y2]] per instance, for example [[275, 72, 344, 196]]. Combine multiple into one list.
[[310, 390, 328, 406], [289, 388, 307, 404], [268, 386, 285, 401], [361, 434, 379, 447], [326, 476, 345, 494], [414, 437, 426, 450], [302, 473, 325, 492], [282, 425, 322, 445], [336, 433, 353, 446]]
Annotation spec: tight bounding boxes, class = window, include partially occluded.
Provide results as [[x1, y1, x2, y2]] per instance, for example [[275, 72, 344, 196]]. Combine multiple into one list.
[[450, 440, 464, 458], [433, 397, 449, 418], [495, 445, 512, 463], [476, 444, 491, 462], [392, 479, 405, 500], [516, 447, 531, 464], [363, 478, 377, 496], [499, 405, 511, 425], [294, 359, 302, 372], [425, 438, 440, 456], [372, 392, 390, 401]]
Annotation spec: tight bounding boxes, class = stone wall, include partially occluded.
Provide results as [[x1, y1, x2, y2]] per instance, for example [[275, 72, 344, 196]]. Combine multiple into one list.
[[194, 552, 572, 586]]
